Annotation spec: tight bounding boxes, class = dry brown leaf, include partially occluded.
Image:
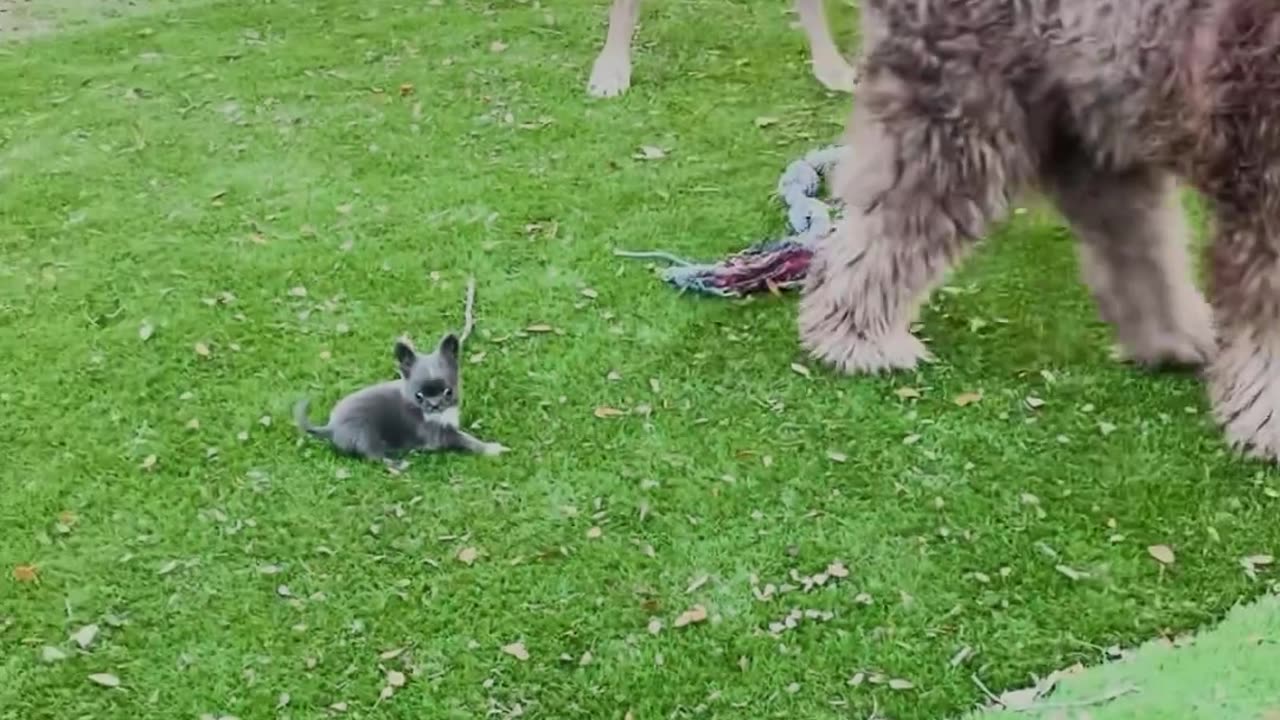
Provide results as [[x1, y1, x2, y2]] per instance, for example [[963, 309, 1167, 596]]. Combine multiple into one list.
[[585, 526, 603, 539], [501, 642, 530, 661], [456, 546, 479, 565], [526, 323, 554, 333], [889, 678, 915, 691], [288, 286, 307, 298], [593, 406, 626, 419], [489, 40, 508, 53], [953, 391, 983, 406], [1025, 396, 1046, 409], [386, 669, 406, 688], [1244, 554, 1275, 567], [398, 83, 414, 97], [13, 564, 38, 583], [673, 604, 708, 628], [88, 673, 121, 688], [790, 363, 812, 379], [580, 288, 599, 299], [194, 342, 211, 357], [141, 454, 158, 471], [754, 116, 779, 128], [826, 561, 849, 578], [647, 617, 663, 635], [138, 321, 155, 342], [826, 450, 848, 463], [1148, 544, 1176, 565], [40, 646, 68, 663], [895, 387, 921, 399]]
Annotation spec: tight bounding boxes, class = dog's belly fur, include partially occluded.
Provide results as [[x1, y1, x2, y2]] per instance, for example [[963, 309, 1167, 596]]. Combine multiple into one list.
[[858, 0, 1280, 179]]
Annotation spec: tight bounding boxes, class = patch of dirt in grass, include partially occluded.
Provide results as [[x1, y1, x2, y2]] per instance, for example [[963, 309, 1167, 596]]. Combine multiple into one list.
[[0, 0, 183, 41]]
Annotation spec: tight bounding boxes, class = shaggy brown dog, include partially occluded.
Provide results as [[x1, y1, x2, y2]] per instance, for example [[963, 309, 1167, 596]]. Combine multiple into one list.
[[801, 0, 1280, 461]]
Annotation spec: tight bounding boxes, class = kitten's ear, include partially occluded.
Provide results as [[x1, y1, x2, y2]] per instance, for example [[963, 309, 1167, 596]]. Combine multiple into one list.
[[437, 333, 460, 361], [393, 339, 417, 378]]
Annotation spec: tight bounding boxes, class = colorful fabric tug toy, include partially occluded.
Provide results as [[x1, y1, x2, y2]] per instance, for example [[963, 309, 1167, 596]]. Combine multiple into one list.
[[615, 145, 848, 297]]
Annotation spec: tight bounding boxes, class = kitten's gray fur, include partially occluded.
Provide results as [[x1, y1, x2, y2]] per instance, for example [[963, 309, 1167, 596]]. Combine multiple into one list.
[[294, 334, 507, 463]]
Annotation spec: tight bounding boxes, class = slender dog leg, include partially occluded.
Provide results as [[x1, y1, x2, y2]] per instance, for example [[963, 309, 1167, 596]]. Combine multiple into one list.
[[444, 428, 509, 456], [587, 0, 642, 98], [794, 0, 856, 92], [1045, 164, 1214, 367], [799, 69, 1031, 373]]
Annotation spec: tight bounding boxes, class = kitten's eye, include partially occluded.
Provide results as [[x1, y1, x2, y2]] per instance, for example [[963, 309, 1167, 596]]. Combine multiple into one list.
[[414, 391, 425, 401], [443, 387, 453, 398]]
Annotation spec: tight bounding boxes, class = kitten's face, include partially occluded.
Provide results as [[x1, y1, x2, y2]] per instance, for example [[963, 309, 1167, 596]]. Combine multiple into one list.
[[394, 335, 460, 415]]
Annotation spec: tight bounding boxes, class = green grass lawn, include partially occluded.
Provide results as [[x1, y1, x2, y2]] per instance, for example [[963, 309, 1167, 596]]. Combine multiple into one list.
[[1, 1, 1278, 718]]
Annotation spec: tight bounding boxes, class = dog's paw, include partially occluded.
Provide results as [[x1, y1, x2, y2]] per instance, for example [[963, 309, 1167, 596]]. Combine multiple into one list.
[[587, 53, 631, 98], [481, 442, 510, 457], [811, 54, 857, 93], [803, 327, 932, 375], [1210, 335, 1280, 463]]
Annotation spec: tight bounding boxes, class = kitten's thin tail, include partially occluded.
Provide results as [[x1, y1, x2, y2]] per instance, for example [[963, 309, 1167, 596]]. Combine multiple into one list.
[[293, 397, 333, 440], [460, 275, 476, 344]]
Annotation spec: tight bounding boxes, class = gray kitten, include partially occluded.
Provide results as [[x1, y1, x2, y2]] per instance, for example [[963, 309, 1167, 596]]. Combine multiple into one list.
[[294, 334, 507, 463]]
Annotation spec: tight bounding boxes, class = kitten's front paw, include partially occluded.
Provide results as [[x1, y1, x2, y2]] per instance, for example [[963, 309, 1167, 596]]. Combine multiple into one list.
[[482, 442, 509, 457]]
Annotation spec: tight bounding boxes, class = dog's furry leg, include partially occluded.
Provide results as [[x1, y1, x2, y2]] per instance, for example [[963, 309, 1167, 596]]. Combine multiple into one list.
[[799, 70, 1029, 374], [588, 0, 642, 98], [794, 0, 855, 92], [1046, 164, 1214, 368], [1207, 214, 1280, 462]]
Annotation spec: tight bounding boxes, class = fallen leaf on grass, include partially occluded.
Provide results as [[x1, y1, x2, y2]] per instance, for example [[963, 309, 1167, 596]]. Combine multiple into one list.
[[790, 363, 811, 378], [194, 342, 211, 357], [489, 40, 508, 53], [1244, 554, 1274, 567], [387, 669, 406, 687], [502, 642, 530, 661], [593, 406, 626, 419], [754, 116, 779, 128], [13, 564, 38, 583], [585, 526, 603, 540], [141, 455, 158, 471], [673, 605, 708, 628], [1055, 565, 1090, 581], [288, 286, 308, 298], [895, 387, 921, 399], [635, 145, 666, 160], [71, 624, 99, 649], [40, 646, 68, 663], [88, 673, 121, 688], [888, 678, 915, 691], [580, 288, 599, 299], [398, 83, 414, 97], [138, 321, 155, 341], [826, 561, 849, 578], [456, 547, 479, 565], [826, 450, 848, 463], [953, 391, 983, 406], [1148, 544, 1176, 565]]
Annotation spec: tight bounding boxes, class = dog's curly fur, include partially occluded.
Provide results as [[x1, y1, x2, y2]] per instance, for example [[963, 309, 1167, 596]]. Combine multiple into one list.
[[802, 0, 1280, 461]]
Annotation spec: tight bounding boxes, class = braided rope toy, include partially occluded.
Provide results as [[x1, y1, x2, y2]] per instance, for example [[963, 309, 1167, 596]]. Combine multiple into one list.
[[615, 145, 848, 297]]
